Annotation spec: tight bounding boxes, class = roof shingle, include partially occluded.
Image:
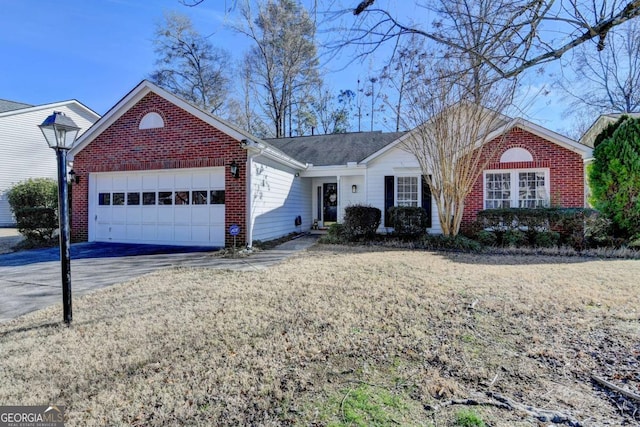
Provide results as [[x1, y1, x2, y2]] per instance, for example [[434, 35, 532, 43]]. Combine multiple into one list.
[[265, 131, 406, 166]]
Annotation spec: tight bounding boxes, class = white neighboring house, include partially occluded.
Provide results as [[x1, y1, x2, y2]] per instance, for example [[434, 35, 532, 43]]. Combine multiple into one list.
[[580, 112, 640, 147], [0, 99, 99, 226]]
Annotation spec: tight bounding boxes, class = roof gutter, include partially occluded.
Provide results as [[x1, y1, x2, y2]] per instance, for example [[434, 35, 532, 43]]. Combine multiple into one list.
[[241, 138, 308, 170]]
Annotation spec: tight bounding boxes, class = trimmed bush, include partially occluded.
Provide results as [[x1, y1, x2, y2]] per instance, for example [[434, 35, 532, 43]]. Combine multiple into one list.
[[475, 207, 601, 249], [7, 178, 59, 243], [343, 205, 381, 240], [388, 206, 429, 239], [475, 230, 498, 246], [422, 234, 482, 252]]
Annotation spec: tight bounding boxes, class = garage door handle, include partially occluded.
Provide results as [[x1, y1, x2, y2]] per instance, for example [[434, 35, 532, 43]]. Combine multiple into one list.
[[95, 215, 98, 221]]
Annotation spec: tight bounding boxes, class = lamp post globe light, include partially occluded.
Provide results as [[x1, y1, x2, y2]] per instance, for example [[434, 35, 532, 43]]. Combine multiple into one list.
[[39, 111, 80, 325]]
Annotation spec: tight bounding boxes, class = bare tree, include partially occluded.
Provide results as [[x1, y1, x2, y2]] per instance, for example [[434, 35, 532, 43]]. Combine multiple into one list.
[[380, 36, 428, 131], [397, 0, 519, 236], [234, 0, 320, 137], [402, 69, 516, 236], [150, 12, 232, 115], [337, 0, 640, 81], [560, 19, 640, 115]]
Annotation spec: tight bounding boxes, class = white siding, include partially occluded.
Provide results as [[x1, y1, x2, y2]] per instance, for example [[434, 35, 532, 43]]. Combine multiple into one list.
[[366, 146, 442, 234], [0, 103, 97, 226], [250, 157, 311, 243]]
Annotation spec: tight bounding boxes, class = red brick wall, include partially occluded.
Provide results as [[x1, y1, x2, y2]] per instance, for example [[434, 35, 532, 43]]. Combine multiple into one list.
[[462, 127, 585, 226], [71, 92, 247, 247]]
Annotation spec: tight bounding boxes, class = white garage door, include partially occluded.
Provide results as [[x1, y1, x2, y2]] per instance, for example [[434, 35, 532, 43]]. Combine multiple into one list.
[[89, 168, 226, 246]]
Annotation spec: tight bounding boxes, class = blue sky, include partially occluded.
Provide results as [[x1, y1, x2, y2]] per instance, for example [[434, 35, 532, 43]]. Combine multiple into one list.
[[0, 0, 573, 134]]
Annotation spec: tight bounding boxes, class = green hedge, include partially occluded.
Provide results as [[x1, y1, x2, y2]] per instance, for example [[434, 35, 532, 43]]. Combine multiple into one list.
[[471, 207, 601, 249]]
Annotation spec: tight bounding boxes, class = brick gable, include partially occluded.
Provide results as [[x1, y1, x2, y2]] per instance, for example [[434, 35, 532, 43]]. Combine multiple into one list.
[[72, 92, 247, 246], [462, 127, 585, 226]]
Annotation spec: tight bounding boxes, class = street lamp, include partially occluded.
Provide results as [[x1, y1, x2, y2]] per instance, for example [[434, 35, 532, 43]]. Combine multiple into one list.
[[39, 111, 80, 325]]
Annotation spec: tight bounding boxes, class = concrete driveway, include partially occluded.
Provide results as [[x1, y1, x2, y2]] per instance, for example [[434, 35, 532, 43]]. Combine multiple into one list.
[[0, 235, 318, 323]]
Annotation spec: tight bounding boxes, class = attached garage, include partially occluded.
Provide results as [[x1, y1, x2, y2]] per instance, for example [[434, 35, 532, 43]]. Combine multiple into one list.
[[89, 168, 225, 246], [70, 80, 309, 248]]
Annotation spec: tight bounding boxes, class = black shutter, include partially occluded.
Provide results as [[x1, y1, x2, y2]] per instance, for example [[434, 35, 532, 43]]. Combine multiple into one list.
[[421, 175, 432, 228], [384, 176, 395, 227]]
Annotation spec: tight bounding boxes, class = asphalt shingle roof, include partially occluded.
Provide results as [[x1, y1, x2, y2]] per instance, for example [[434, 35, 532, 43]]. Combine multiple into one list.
[[265, 131, 407, 166], [0, 99, 33, 113]]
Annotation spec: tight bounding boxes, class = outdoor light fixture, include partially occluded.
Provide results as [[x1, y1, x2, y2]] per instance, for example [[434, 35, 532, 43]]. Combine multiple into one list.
[[69, 169, 80, 184], [352, 184, 358, 193], [229, 160, 240, 178], [39, 111, 80, 325]]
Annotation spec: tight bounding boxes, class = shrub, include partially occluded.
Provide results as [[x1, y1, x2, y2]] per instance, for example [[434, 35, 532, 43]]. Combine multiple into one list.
[[7, 178, 59, 243], [475, 207, 600, 249], [388, 206, 429, 239], [319, 223, 346, 244], [421, 234, 482, 252], [343, 205, 381, 240], [534, 231, 560, 248], [504, 229, 526, 247], [589, 116, 640, 240], [475, 230, 498, 246]]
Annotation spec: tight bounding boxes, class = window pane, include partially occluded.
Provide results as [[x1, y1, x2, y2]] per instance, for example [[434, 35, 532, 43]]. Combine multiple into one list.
[[98, 193, 110, 205], [159, 192, 173, 205], [397, 176, 418, 207], [127, 192, 140, 205], [518, 171, 547, 208], [210, 190, 225, 205], [112, 193, 125, 206], [485, 173, 511, 209], [175, 191, 190, 205], [192, 190, 207, 205], [143, 192, 156, 205]]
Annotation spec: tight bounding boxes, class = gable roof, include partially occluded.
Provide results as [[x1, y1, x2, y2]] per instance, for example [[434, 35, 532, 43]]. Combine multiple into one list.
[[0, 99, 100, 122], [69, 80, 306, 169], [266, 131, 407, 166], [0, 99, 33, 113], [361, 113, 592, 164]]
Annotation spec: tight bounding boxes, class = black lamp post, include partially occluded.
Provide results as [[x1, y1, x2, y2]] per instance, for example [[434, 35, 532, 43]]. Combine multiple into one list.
[[39, 111, 80, 325]]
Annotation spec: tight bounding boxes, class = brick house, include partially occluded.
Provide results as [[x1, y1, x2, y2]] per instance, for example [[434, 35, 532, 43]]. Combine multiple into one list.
[[69, 81, 592, 247]]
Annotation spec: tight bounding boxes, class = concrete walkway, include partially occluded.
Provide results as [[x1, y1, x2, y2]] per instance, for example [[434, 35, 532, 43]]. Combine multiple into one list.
[[0, 235, 318, 323]]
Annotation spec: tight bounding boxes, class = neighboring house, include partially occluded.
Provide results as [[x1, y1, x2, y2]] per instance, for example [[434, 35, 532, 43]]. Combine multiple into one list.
[[0, 99, 99, 226], [69, 80, 592, 247], [580, 112, 640, 147]]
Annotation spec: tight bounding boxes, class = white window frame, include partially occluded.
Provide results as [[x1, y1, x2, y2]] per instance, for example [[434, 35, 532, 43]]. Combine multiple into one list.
[[395, 175, 420, 207], [483, 168, 550, 209]]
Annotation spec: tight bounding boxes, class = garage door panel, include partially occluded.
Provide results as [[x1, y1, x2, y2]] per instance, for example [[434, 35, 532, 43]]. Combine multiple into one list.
[[126, 207, 142, 223], [191, 225, 209, 241], [158, 174, 173, 189], [112, 176, 127, 190], [126, 225, 142, 240], [91, 168, 226, 246], [142, 224, 156, 240], [175, 174, 191, 188], [174, 208, 190, 224], [142, 175, 157, 190]]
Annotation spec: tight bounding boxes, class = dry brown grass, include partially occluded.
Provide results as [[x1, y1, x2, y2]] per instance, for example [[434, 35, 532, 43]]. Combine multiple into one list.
[[1, 245, 639, 426]]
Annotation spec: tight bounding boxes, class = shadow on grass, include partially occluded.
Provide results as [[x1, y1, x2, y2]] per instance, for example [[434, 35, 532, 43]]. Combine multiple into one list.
[[310, 242, 636, 266]]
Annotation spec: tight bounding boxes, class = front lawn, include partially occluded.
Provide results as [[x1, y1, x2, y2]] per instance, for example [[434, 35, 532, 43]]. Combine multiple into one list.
[[1, 245, 638, 426]]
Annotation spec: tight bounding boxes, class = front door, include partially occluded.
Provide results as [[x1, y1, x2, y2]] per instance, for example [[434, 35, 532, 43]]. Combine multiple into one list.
[[323, 183, 338, 224]]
